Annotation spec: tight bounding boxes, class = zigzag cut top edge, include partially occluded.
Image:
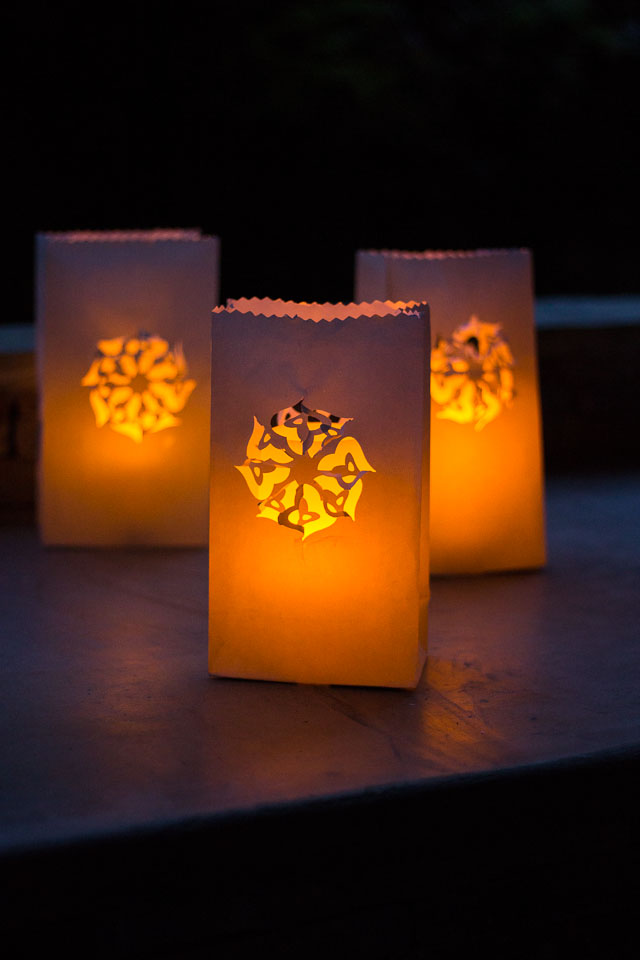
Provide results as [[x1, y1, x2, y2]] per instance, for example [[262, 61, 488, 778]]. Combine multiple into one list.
[[359, 247, 529, 260], [41, 229, 208, 243], [213, 298, 428, 322]]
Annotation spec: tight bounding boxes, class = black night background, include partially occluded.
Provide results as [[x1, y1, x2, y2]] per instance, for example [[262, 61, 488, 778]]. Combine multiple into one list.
[[5, 0, 638, 321]]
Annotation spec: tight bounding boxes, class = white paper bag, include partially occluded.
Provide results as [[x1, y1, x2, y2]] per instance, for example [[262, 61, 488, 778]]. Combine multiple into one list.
[[37, 229, 219, 545], [209, 298, 430, 688], [356, 249, 545, 574]]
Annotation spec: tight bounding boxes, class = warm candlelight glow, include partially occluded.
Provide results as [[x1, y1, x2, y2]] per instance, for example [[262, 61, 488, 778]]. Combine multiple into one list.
[[236, 400, 375, 540], [355, 248, 545, 574], [81, 333, 196, 443], [209, 298, 430, 687], [37, 229, 218, 545], [431, 316, 515, 431]]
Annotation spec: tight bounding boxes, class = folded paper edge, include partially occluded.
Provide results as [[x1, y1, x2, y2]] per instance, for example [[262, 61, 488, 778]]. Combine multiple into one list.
[[40, 229, 212, 244], [213, 298, 428, 323], [358, 247, 530, 261]]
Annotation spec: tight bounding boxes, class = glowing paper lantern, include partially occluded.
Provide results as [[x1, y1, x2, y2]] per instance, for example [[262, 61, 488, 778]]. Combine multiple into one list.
[[37, 229, 219, 545], [209, 298, 430, 688], [355, 249, 545, 574], [81, 332, 197, 444]]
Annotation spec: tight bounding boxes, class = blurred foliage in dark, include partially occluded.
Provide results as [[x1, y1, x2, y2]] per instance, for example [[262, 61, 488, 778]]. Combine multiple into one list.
[[5, 0, 638, 315]]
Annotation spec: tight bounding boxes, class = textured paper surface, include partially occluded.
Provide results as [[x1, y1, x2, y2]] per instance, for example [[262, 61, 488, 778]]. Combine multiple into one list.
[[355, 249, 545, 574], [37, 229, 219, 545], [209, 299, 430, 688]]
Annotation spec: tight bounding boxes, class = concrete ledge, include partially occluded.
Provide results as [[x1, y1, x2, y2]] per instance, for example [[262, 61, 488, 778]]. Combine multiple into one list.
[[3, 746, 639, 959], [536, 295, 640, 328]]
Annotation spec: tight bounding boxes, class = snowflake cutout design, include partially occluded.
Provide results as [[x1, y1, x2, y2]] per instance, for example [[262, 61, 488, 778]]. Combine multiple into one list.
[[81, 333, 196, 443], [431, 316, 515, 431], [236, 400, 375, 540]]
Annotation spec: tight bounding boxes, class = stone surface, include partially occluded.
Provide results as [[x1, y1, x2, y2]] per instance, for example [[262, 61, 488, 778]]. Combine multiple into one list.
[[1, 474, 639, 959], [0, 474, 638, 854]]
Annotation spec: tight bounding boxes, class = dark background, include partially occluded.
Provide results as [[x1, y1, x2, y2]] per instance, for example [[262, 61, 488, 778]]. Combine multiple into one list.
[[5, 0, 638, 321], [1, 8, 639, 957]]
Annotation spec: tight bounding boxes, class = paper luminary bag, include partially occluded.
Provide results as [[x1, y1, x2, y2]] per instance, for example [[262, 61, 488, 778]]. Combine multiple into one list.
[[355, 249, 545, 575], [36, 229, 219, 545], [209, 298, 430, 688]]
